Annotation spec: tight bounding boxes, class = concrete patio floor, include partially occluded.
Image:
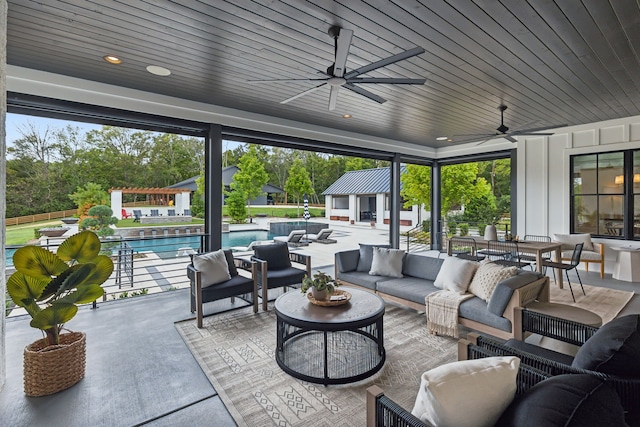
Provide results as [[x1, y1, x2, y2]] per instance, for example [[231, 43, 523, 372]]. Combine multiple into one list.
[[2, 219, 640, 426]]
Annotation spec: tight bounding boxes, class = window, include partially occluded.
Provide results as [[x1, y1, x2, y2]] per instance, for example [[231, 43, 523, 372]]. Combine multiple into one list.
[[332, 196, 349, 209], [571, 151, 632, 238]]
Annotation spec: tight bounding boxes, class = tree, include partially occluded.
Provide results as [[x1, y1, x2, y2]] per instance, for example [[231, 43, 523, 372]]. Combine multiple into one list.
[[284, 159, 314, 216], [441, 163, 481, 213], [69, 183, 110, 218], [401, 164, 431, 210], [231, 145, 268, 218], [190, 174, 205, 218], [225, 188, 247, 223], [81, 205, 118, 237]]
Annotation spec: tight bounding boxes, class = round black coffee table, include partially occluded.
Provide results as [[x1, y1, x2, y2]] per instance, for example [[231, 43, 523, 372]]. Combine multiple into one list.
[[274, 287, 385, 385]]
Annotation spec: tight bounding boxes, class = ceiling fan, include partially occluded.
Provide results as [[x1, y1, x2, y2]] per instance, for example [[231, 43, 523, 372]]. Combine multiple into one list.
[[248, 26, 426, 111], [452, 105, 567, 145]]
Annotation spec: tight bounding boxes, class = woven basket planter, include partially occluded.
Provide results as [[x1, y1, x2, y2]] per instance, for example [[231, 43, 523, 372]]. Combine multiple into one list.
[[23, 331, 86, 397]]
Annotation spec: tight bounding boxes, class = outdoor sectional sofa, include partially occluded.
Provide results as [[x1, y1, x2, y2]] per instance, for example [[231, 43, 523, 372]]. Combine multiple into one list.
[[334, 244, 550, 340]]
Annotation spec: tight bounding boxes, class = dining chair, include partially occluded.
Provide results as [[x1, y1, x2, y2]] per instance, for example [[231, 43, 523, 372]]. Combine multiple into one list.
[[485, 240, 531, 269], [449, 236, 484, 261], [520, 234, 552, 272], [541, 243, 585, 302]]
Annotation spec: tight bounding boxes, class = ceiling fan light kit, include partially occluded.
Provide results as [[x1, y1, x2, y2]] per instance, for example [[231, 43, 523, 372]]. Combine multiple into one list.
[[249, 26, 426, 111]]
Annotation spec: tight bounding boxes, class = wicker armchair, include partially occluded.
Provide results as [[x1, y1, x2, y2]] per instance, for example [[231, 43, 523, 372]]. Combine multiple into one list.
[[462, 308, 640, 426], [366, 362, 550, 427]]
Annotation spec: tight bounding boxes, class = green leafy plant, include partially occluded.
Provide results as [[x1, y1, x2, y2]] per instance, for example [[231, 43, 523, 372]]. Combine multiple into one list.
[[300, 271, 340, 294], [7, 230, 114, 346]]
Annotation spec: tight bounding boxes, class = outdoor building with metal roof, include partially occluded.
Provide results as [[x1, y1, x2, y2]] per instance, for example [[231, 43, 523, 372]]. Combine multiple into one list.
[[322, 166, 425, 226], [168, 166, 284, 206]]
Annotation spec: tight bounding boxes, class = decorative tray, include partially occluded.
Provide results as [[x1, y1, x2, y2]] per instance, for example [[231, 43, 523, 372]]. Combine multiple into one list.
[[307, 290, 352, 307]]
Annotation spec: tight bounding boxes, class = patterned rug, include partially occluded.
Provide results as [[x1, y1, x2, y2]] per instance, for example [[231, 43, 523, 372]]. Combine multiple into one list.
[[175, 304, 457, 426], [549, 283, 634, 323]]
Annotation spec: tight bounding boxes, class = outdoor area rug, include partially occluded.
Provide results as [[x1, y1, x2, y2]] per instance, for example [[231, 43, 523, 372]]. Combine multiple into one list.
[[175, 303, 457, 426], [549, 283, 634, 323]]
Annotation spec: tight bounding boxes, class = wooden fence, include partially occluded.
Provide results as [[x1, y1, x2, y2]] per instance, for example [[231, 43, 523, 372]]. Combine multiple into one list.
[[6, 209, 78, 226]]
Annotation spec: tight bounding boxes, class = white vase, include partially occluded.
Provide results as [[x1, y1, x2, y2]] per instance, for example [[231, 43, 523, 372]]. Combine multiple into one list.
[[484, 224, 497, 241]]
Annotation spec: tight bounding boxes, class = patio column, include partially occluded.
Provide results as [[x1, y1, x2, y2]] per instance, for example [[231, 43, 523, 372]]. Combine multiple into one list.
[[389, 155, 401, 248], [1, 0, 7, 391], [111, 190, 123, 219]]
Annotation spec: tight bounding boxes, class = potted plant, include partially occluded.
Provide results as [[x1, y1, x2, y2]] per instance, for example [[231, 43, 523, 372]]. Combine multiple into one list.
[[300, 271, 340, 301], [7, 230, 114, 396]]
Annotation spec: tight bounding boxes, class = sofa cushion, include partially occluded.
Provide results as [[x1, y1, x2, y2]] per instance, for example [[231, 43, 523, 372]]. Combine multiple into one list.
[[496, 374, 626, 427], [487, 272, 542, 317], [411, 356, 520, 427], [572, 314, 640, 376], [192, 249, 231, 287], [433, 257, 478, 294], [402, 254, 444, 281], [468, 261, 517, 302], [254, 242, 291, 270], [369, 247, 405, 277], [376, 277, 439, 305], [553, 233, 594, 251], [356, 243, 390, 272], [336, 270, 390, 291], [459, 297, 512, 332], [335, 249, 360, 273]]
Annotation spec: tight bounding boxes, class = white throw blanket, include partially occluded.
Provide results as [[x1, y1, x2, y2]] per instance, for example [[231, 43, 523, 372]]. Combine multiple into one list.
[[425, 290, 474, 338]]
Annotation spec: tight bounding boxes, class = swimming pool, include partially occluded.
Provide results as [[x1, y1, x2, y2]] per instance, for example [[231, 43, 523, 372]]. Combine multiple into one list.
[[4, 230, 275, 266]]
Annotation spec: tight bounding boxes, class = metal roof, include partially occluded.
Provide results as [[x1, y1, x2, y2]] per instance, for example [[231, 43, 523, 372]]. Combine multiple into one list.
[[167, 166, 284, 193], [322, 166, 406, 195]]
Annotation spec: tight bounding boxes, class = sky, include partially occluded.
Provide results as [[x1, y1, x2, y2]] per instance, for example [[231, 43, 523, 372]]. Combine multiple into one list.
[[5, 113, 241, 150]]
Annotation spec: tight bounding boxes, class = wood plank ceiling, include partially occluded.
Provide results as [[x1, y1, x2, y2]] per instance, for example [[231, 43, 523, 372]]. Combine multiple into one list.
[[6, 0, 640, 149]]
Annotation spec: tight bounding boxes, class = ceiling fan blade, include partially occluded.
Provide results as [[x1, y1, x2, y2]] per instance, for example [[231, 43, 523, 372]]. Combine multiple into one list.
[[343, 83, 386, 104], [504, 134, 518, 143], [511, 124, 568, 134], [475, 136, 498, 146], [280, 82, 327, 104], [347, 77, 426, 84], [344, 46, 425, 79], [333, 28, 353, 77], [248, 78, 327, 84], [328, 86, 340, 111]]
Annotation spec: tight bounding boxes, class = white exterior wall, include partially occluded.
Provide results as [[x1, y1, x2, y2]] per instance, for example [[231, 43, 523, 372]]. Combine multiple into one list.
[[175, 192, 190, 214], [517, 114, 640, 275], [349, 194, 357, 222], [324, 195, 332, 219], [375, 193, 384, 225]]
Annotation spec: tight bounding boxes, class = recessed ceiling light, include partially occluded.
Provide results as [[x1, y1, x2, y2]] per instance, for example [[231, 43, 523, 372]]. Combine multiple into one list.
[[342, 114, 352, 119], [436, 136, 448, 141], [103, 55, 122, 64], [146, 65, 171, 76]]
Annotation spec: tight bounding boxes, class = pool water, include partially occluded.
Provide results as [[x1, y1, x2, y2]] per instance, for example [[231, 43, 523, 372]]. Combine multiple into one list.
[[4, 230, 275, 266]]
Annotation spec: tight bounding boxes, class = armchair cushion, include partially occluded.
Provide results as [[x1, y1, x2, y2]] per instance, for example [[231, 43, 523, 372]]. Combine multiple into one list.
[[553, 233, 594, 252], [356, 243, 390, 272], [496, 374, 626, 427], [411, 356, 520, 427], [223, 249, 239, 277], [369, 247, 405, 278], [192, 249, 231, 287], [572, 314, 640, 376], [253, 242, 291, 270]]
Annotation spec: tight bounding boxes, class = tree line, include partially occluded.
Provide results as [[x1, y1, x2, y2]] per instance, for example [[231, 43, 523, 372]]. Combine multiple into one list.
[[6, 121, 511, 222]]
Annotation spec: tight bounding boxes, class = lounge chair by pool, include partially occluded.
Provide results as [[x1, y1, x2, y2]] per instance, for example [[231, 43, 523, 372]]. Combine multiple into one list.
[[306, 228, 336, 244], [273, 229, 308, 247]]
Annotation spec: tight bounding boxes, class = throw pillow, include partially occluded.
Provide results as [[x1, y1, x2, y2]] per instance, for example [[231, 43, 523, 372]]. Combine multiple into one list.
[[223, 249, 239, 277], [496, 374, 626, 427], [411, 356, 520, 427], [369, 247, 405, 277], [253, 242, 292, 270], [356, 243, 390, 272], [192, 249, 231, 287], [433, 256, 478, 294], [468, 260, 517, 302], [572, 314, 640, 376], [553, 233, 594, 252]]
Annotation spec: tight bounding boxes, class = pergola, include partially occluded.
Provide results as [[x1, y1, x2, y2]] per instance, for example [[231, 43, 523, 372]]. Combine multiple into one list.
[[109, 187, 192, 219]]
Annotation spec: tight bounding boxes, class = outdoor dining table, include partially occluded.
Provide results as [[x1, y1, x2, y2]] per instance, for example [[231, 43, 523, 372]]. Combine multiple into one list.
[[447, 237, 564, 289]]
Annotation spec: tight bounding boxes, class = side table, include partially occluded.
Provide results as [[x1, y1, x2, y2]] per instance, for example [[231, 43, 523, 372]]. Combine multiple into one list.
[[524, 301, 602, 356], [611, 246, 640, 282]]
